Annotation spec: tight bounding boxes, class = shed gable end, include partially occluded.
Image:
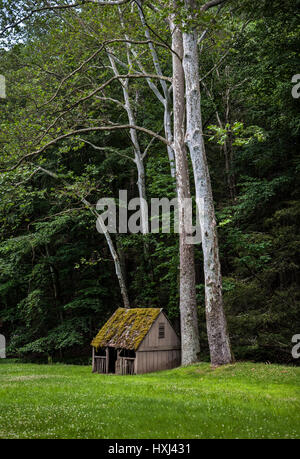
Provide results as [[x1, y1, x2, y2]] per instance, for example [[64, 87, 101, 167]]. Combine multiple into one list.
[[138, 312, 180, 351]]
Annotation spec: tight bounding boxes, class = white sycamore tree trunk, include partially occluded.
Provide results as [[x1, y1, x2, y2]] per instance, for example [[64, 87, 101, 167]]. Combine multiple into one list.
[[182, 0, 234, 366], [136, 0, 176, 179], [107, 51, 148, 235], [170, 17, 200, 365]]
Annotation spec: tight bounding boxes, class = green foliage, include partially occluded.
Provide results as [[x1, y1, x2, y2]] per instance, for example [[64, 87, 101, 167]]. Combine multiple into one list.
[[0, 0, 299, 365], [208, 122, 266, 146]]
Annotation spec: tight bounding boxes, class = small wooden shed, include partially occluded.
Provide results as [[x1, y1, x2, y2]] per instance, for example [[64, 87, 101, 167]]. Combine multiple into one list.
[[91, 308, 181, 375]]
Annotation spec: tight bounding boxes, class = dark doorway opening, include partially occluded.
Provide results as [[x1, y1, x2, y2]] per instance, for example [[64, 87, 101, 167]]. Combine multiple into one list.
[[108, 347, 117, 373]]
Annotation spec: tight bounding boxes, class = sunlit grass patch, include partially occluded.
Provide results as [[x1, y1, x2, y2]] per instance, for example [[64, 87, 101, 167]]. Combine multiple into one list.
[[0, 361, 299, 439]]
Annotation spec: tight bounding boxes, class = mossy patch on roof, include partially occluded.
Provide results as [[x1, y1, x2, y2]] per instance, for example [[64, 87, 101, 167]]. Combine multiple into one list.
[[91, 308, 162, 351]]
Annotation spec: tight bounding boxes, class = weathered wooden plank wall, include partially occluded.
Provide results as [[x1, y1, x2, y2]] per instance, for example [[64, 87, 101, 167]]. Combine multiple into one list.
[[136, 349, 181, 374]]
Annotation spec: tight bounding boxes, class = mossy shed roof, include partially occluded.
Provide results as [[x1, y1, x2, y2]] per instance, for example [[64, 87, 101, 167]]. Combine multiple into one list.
[[91, 307, 162, 351]]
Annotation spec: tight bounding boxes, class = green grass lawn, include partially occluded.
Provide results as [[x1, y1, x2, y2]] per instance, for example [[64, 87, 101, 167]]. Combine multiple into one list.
[[0, 360, 299, 439]]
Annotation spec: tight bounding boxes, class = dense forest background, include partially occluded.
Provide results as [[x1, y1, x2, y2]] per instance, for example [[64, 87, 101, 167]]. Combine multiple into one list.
[[0, 0, 299, 364]]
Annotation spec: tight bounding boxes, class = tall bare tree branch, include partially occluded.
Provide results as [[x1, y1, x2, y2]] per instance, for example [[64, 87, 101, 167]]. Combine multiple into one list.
[[2, 124, 169, 172]]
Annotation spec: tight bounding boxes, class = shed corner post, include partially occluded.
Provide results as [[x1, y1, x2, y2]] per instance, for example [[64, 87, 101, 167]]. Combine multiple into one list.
[[92, 346, 95, 373], [134, 352, 138, 375], [116, 349, 120, 374], [106, 347, 109, 373]]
